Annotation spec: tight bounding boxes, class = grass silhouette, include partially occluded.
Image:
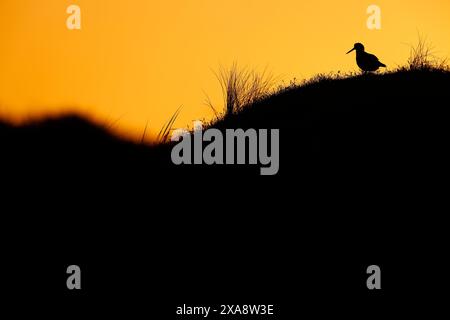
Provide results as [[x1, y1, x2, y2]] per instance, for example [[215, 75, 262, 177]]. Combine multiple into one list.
[[205, 63, 275, 119], [404, 35, 448, 71]]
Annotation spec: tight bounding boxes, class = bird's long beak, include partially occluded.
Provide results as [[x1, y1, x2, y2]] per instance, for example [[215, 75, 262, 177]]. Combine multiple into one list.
[[346, 47, 355, 54]]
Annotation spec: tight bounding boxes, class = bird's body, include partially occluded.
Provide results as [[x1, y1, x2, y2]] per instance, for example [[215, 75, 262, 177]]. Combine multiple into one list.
[[347, 43, 386, 72]]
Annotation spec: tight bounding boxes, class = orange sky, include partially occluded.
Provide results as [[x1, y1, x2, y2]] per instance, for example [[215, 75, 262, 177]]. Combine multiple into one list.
[[1, 0, 449, 140]]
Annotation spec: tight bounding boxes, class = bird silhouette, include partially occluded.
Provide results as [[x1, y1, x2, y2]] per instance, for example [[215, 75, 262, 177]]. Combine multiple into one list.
[[347, 43, 386, 72]]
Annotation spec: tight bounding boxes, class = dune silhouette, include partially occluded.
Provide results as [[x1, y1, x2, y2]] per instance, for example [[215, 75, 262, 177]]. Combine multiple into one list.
[[1, 67, 448, 179], [2, 66, 448, 312]]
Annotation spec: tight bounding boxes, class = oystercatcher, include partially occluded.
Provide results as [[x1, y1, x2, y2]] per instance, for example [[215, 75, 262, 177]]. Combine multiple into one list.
[[347, 43, 386, 72]]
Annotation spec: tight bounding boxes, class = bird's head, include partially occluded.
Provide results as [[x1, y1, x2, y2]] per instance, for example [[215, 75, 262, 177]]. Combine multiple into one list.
[[346, 43, 365, 54]]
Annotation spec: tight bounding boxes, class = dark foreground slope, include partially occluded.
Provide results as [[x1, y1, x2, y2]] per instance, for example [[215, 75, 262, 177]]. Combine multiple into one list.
[[2, 69, 449, 177], [2, 69, 449, 207], [1, 69, 449, 317]]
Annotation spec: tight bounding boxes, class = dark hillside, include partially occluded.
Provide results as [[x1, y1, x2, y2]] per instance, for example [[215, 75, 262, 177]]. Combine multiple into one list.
[[2, 69, 448, 182], [1, 69, 448, 314], [2, 69, 449, 225]]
